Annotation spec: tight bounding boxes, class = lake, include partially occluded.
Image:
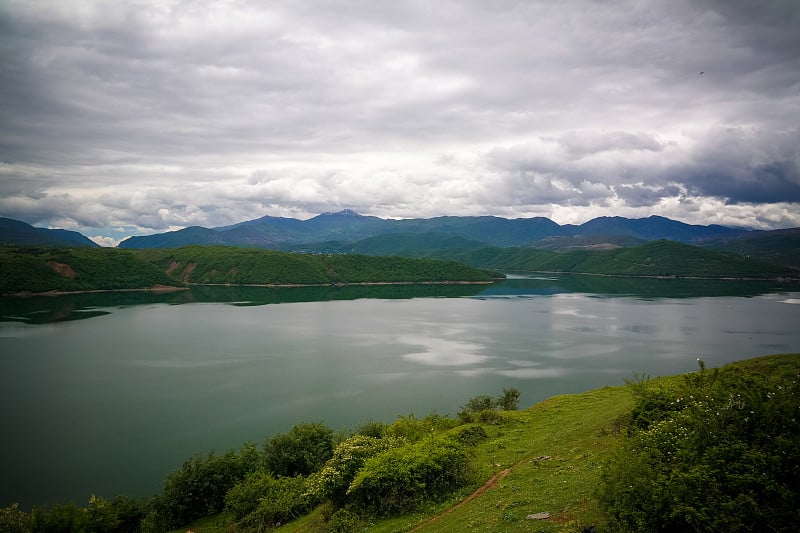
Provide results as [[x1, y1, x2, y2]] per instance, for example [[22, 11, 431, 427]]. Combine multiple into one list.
[[1, 274, 799, 509]]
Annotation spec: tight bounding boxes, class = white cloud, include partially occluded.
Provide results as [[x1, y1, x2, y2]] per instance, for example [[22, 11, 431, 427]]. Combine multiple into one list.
[[0, 0, 798, 241], [89, 235, 121, 247]]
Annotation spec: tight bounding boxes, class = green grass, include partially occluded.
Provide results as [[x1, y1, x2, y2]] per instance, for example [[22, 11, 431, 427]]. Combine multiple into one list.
[[40, 354, 800, 533], [271, 354, 797, 533]]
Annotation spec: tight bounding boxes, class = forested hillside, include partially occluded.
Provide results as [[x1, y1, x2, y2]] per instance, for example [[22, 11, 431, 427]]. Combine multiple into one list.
[[431, 240, 798, 279], [134, 246, 495, 285], [0, 245, 495, 294], [0, 246, 181, 293]]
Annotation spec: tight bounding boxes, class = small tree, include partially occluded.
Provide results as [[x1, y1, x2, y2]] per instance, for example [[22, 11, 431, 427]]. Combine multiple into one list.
[[265, 422, 335, 477], [0, 504, 31, 533], [498, 388, 520, 411], [347, 438, 471, 515]]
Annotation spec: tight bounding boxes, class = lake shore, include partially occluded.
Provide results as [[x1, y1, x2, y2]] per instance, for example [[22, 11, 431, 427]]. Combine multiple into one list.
[[5, 280, 495, 297]]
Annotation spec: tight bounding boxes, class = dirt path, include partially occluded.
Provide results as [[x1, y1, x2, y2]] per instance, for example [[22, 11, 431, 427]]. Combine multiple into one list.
[[408, 465, 515, 532]]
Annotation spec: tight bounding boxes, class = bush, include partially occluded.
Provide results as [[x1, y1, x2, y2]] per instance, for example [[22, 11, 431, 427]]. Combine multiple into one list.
[[265, 422, 335, 477], [383, 413, 458, 442], [347, 438, 471, 515], [599, 362, 800, 532], [458, 389, 520, 422], [87, 496, 146, 533], [326, 508, 363, 533], [305, 434, 404, 507], [353, 421, 388, 438], [150, 443, 262, 529], [0, 504, 31, 533], [498, 387, 521, 411], [456, 425, 489, 446], [226, 473, 311, 531], [31, 503, 88, 533]]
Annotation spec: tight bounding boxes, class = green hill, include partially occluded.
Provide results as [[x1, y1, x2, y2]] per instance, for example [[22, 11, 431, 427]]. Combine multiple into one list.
[[134, 245, 495, 285], [0, 246, 183, 293], [0, 245, 496, 294], [703, 227, 800, 269], [435, 240, 799, 279]]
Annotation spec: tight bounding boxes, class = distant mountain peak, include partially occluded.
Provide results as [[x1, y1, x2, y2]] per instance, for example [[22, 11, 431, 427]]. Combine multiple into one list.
[[0, 217, 98, 247], [319, 209, 363, 217]]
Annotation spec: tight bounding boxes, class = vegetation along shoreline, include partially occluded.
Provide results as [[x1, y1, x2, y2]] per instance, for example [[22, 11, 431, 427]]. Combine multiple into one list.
[[2, 353, 797, 532]]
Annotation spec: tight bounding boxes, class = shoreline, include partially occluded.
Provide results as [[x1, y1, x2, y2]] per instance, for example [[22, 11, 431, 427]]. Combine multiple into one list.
[[5, 271, 798, 297], [508, 270, 800, 282], [4, 280, 494, 297]]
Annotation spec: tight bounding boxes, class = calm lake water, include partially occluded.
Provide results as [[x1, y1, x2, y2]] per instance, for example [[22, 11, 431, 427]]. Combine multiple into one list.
[[1, 274, 799, 508]]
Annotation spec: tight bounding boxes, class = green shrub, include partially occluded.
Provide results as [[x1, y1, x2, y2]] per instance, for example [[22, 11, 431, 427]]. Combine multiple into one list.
[[353, 421, 388, 438], [326, 508, 363, 533], [86, 496, 145, 533], [150, 443, 262, 529], [31, 503, 88, 533], [305, 434, 404, 506], [0, 504, 31, 533], [498, 387, 521, 411], [226, 473, 311, 531], [265, 422, 335, 477], [347, 438, 471, 515], [458, 389, 520, 422], [456, 425, 489, 446], [599, 362, 800, 532], [383, 413, 458, 442]]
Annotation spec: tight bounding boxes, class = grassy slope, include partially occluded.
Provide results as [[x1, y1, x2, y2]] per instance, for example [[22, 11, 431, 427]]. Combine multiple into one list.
[[180, 354, 799, 533]]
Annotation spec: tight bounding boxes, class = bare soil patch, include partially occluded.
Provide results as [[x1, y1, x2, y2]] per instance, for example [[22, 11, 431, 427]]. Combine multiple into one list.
[[47, 260, 77, 279]]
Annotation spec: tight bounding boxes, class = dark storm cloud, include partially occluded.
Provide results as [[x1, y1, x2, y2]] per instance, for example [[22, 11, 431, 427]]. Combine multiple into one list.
[[0, 0, 798, 242], [678, 127, 800, 204]]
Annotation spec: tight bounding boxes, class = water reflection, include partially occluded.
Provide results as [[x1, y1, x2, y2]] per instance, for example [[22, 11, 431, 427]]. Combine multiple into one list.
[[480, 273, 796, 299], [0, 283, 488, 324], [1, 274, 796, 324]]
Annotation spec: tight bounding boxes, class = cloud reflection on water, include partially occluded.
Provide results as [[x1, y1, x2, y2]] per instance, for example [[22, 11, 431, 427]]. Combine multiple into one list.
[[398, 335, 491, 366]]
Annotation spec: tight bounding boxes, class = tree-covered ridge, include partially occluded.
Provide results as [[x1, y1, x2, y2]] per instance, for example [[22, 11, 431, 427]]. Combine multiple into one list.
[[0, 246, 181, 293], [0, 245, 496, 294], [133, 245, 496, 285], [435, 240, 799, 279]]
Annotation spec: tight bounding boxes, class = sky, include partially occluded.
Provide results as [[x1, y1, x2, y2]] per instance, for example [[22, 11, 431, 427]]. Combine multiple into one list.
[[1, 0, 799, 246]]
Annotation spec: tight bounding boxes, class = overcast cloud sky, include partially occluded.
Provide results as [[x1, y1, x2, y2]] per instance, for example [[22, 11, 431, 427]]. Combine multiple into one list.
[[1, 0, 799, 245]]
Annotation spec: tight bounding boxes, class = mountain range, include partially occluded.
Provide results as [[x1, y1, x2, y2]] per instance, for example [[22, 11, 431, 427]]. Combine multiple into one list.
[[117, 209, 749, 250], [2, 212, 799, 270]]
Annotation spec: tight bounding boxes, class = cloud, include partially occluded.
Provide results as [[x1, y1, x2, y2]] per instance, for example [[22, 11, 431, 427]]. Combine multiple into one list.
[[558, 131, 667, 159], [678, 127, 800, 203], [0, 0, 798, 240]]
